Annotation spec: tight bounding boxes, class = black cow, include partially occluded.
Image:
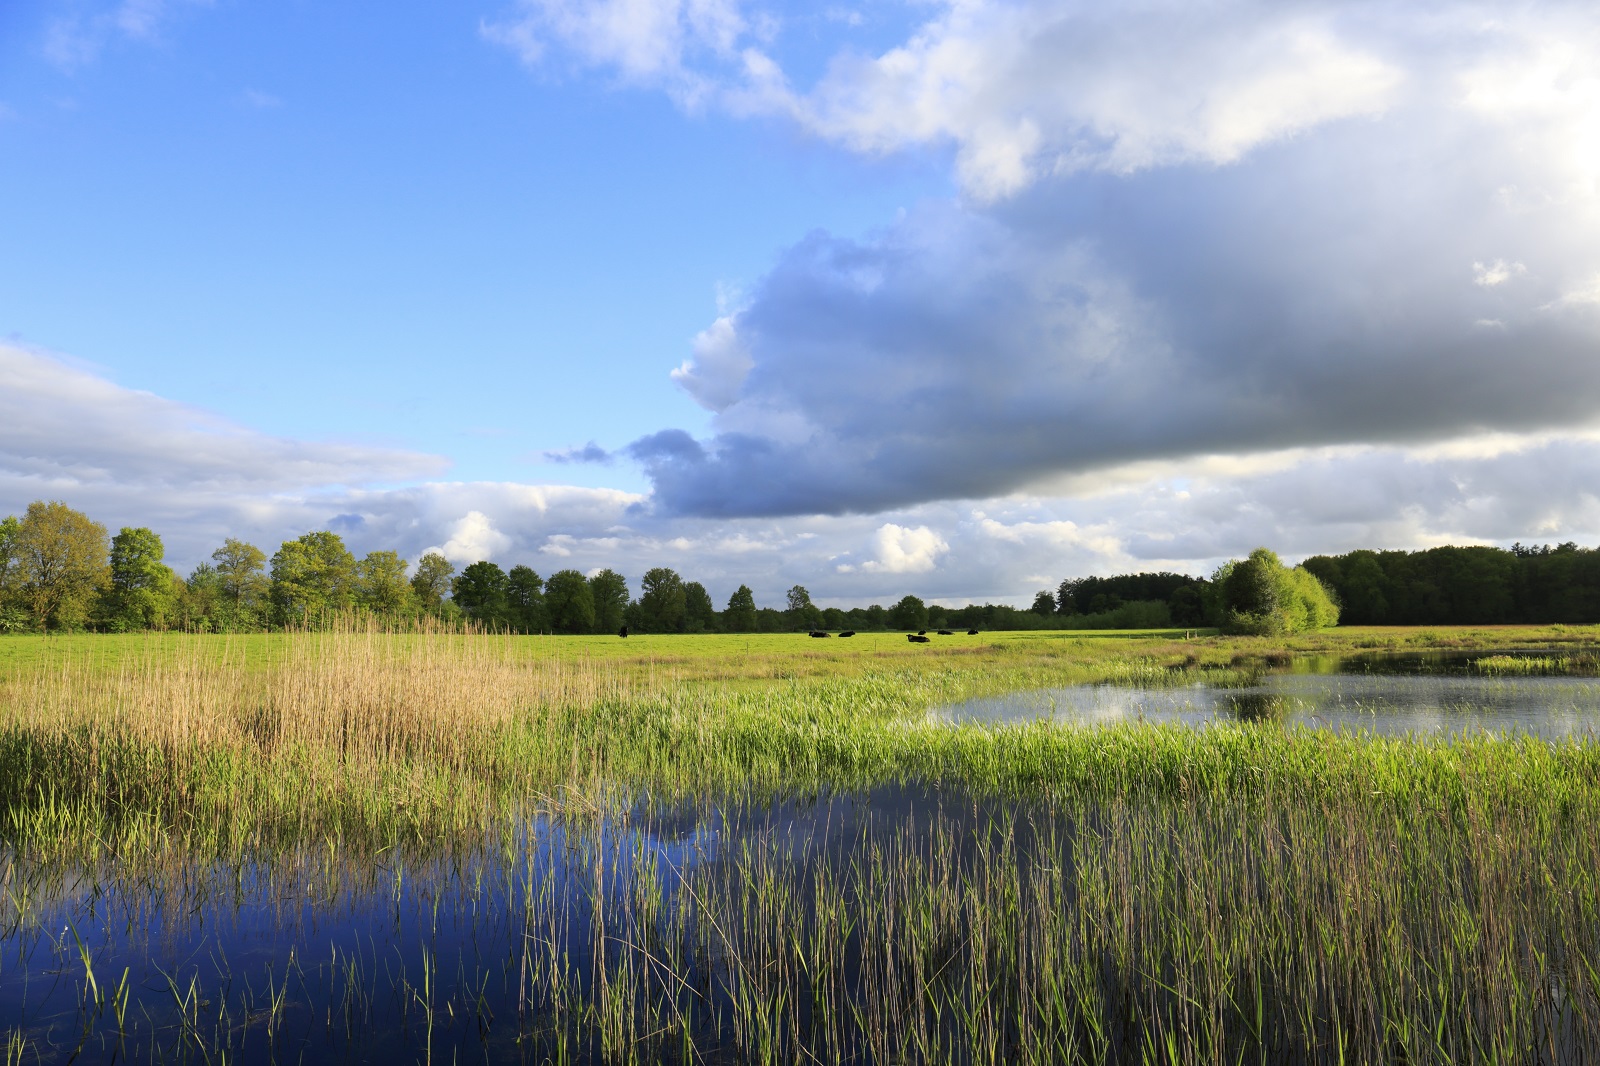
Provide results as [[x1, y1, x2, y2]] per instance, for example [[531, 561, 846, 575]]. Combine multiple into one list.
[[809, 631, 831, 638], [936, 630, 953, 636], [967, 628, 980, 636], [908, 634, 931, 643], [618, 626, 629, 638], [917, 629, 927, 636], [838, 631, 856, 638]]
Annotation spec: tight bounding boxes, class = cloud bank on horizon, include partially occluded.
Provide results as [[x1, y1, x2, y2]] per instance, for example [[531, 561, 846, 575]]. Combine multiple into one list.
[[493, 0, 1600, 517], [7, 340, 1600, 606]]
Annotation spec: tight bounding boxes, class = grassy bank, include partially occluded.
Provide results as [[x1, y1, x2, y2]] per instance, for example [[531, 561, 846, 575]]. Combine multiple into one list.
[[4, 625, 1597, 856], [3, 625, 1599, 1062]]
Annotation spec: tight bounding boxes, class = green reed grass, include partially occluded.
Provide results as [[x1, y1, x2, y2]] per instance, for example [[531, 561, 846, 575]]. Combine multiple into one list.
[[2, 624, 1598, 858], [4, 623, 1600, 1062], [1473, 652, 1600, 676]]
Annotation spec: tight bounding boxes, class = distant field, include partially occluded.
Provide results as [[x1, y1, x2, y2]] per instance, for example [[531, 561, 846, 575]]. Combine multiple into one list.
[[0, 626, 1187, 678], [1, 621, 1593, 679]]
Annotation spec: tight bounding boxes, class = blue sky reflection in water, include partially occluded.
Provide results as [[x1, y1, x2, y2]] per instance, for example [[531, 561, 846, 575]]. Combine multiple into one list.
[[0, 787, 940, 1063], [1, 810, 712, 1062]]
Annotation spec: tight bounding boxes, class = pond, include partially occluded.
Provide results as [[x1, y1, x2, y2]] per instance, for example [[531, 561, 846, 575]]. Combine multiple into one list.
[[929, 649, 1600, 738]]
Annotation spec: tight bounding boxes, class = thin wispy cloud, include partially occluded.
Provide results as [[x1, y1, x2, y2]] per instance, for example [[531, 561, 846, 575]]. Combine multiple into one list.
[[42, 0, 210, 69], [241, 88, 281, 109], [544, 442, 614, 465]]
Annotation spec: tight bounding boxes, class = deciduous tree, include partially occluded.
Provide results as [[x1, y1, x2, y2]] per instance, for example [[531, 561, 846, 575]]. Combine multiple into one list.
[[356, 550, 413, 616], [212, 539, 269, 615], [410, 552, 456, 612], [637, 567, 687, 633], [12, 500, 109, 630], [103, 526, 175, 630], [784, 584, 821, 631], [270, 530, 357, 624], [588, 569, 629, 635], [723, 584, 757, 632], [1218, 547, 1339, 635], [544, 569, 596, 634], [888, 594, 928, 632], [684, 581, 716, 632], [507, 566, 546, 632], [0, 515, 27, 631], [453, 561, 510, 628]]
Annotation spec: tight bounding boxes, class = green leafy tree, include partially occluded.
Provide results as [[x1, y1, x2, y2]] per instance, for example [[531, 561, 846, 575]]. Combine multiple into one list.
[[723, 584, 758, 632], [410, 552, 456, 613], [181, 562, 225, 631], [102, 526, 175, 630], [637, 567, 687, 633], [1338, 552, 1390, 624], [507, 566, 546, 633], [1168, 584, 1206, 627], [453, 561, 511, 628], [888, 594, 929, 631], [1030, 590, 1056, 615], [0, 515, 31, 632], [12, 500, 109, 630], [270, 530, 357, 625], [588, 569, 629, 635], [356, 550, 413, 616], [784, 584, 822, 631], [212, 539, 269, 619], [0, 514, 20, 597], [683, 581, 716, 632], [544, 569, 596, 634], [1218, 547, 1339, 635]]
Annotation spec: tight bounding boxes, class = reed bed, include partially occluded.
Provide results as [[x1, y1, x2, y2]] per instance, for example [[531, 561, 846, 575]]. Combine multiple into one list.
[[1473, 652, 1600, 676], [6, 777, 1598, 1064], [0, 625, 1274, 857], [3, 625, 1600, 1062]]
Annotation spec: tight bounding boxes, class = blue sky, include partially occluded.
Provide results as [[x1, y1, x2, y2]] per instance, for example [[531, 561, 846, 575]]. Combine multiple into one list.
[[1, 2, 944, 490], [4, 1, 1600, 607]]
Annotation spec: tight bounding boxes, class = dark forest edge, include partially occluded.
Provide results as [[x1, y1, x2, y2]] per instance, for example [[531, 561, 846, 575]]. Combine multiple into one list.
[[3, 498, 1593, 636]]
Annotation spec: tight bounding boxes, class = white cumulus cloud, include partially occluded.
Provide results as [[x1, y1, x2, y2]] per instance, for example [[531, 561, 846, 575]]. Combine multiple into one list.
[[670, 315, 753, 411], [861, 523, 949, 574]]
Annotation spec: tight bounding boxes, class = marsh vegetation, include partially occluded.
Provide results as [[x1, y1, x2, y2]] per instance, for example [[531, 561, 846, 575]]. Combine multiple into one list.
[[2, 625, 1598, 1063]]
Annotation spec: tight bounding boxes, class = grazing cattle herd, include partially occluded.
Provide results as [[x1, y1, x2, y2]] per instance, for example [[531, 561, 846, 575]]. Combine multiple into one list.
[[614, 628, 977, 640]]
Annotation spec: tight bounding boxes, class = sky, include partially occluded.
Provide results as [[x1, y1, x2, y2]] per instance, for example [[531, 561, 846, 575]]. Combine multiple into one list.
[[3, 0, 1600, 609]]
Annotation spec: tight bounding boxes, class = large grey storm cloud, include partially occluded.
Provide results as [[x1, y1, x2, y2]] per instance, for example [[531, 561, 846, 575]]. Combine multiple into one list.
[[591, 0, 1600, 517]]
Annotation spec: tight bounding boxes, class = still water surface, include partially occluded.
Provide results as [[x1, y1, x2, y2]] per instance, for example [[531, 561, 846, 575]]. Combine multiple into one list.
[[930, 651, 1600, 738]]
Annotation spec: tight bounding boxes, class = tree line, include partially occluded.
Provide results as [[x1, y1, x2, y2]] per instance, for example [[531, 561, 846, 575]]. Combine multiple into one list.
[[1299, 542, 1600, 625], [0, 499, 1122, 635], [5, 498, 1586, 635], [1026, 549, 1337, 634]]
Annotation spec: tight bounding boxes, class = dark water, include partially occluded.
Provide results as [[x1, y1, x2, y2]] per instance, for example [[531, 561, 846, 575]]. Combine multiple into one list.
[[0, 787, 979, 1064], [930, 649, 1600, 738]]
